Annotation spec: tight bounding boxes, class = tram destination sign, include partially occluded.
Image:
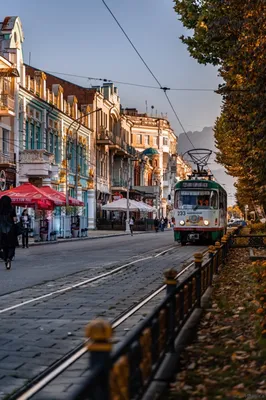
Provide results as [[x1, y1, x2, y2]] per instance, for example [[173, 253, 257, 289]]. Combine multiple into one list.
[[182, 182, 209, 188]]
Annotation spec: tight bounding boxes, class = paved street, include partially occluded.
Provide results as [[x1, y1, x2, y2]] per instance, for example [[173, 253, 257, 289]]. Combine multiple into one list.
[[0, 231, 206, 399], [0, 230, 175, 295]]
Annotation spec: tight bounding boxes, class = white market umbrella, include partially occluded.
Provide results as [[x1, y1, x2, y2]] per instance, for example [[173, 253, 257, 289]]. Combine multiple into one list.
[[131, 200, 156, 212], [102, 198, 139, 211]]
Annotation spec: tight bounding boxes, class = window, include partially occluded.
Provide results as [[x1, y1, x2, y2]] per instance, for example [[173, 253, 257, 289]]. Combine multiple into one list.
[[144, 135, 149, 145], [2, 129, 9, 154], [136, 134, 142, 144], [54, 135, 59, 163], [175, 190, 218, 209], [153, 137, 158, 146], [163, 137, 168, 146], [36, 126, 41, 149], [30, 123, 35, 149]]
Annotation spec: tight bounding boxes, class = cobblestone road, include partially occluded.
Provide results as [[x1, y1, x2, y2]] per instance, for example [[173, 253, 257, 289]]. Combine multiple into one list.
[[0, 231, 206, 399]]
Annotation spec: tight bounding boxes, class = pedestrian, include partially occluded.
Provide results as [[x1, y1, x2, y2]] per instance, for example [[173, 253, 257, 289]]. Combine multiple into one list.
[[20, 209, 31, 248], [154, 217, 159, 232], [0, 195, 18, 269], [160, 217, 165, 232], [164, 217, 168, 228], [129, 216, 134, 236]]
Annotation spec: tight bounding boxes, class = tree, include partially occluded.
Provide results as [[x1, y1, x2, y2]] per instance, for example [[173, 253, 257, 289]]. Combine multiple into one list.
[[174, 0, 266, 210]]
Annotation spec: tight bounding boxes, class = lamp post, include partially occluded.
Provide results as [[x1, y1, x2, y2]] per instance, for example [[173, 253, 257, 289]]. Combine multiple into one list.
[[65, 108, 102, 207], [125, 157, 138, 234]]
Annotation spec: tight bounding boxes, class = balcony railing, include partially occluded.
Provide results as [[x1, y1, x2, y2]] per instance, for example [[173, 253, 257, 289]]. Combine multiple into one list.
[[97, 130, 114, 142], [111, 179, 128, 188], [0, 152, 15, 165], [0, 94, 15, 112]]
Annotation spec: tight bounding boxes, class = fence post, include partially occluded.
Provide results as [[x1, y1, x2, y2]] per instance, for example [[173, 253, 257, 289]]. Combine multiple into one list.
[[208, 245, 216, 283], [215, 241, 221, 272], [221, 235, 228, 264], [164, 268, 177, 296], [194, 253, 203, 307], [86, 319, 112, 400], [164, 268, 177, 352]]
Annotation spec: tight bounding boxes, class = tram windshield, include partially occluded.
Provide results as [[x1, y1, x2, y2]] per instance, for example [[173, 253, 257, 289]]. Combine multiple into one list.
[[175, 190, 218, 209]]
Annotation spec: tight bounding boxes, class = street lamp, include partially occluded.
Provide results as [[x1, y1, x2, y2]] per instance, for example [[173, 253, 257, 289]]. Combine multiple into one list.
[[65, 108, 102, 207], [125, 156, 138, 234]]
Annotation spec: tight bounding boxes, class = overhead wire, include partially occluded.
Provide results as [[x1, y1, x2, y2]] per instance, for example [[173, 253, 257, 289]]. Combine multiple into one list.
[[43, 70, 216, 92], [101, 0, 220, 183]]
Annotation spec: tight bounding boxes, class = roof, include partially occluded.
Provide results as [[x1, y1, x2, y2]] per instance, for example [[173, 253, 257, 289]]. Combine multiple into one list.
[[25, 65, 97, 107], [142, 148, 159, 156]]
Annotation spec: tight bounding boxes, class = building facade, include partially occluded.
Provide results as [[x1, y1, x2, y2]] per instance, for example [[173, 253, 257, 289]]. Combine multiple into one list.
[[0, 16, 23, 191], [123, 108, 191, 218], [0, 15, 191, 229]]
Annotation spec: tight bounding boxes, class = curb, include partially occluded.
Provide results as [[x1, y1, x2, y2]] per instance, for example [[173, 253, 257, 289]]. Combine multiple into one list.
[[27, 229, 166, 247], [142, 287, 214, 400]]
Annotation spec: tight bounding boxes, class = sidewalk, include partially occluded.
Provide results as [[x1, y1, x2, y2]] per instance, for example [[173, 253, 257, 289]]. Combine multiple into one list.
[[23, 228, 172, 247]]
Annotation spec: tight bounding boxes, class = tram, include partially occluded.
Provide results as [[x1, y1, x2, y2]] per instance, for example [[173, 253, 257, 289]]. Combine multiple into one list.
[[173, 178, 227, 245]]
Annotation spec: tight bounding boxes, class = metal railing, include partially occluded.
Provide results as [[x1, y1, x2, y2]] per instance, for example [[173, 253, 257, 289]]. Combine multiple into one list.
[[0, 93, 15, 111], [111, 179, 127, 188], [0, 151, 15, 165], [70, 234, 231, 400], [231, 234, 266, 248]]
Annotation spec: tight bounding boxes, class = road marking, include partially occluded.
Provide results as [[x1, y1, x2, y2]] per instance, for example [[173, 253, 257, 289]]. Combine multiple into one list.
[[0, 256, 152, 315], [0, 245, 177, 315], [154, 246, 176, 257], [16, 249, 206, 400]]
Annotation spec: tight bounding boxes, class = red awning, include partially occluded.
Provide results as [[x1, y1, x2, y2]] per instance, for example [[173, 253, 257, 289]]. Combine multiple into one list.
[[0, 183, 65, 208], [41, 186, 84, 206]]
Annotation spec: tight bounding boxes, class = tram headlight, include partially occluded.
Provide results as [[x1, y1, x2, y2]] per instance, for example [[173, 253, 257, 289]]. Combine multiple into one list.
[[179, 220, 185, 226], [204, 219, 210, 226]]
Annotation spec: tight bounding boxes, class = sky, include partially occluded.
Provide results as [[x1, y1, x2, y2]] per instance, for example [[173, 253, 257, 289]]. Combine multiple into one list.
[[1, 0, 222, 134]]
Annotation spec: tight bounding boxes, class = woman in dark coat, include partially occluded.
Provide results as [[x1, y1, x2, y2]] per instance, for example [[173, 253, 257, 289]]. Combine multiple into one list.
[[0, 195, 17, 269]]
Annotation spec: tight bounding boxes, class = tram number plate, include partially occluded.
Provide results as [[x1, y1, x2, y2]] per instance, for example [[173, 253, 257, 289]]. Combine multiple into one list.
[[177, 211, 186, 216]]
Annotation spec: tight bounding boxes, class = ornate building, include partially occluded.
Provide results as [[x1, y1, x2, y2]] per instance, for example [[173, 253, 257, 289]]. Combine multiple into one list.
[[0, 17, 23, 190], [122, 108, 191, 218]]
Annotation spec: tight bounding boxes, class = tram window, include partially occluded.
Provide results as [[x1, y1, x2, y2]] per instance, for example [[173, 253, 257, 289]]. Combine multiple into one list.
[[175, 190, 218, 209]]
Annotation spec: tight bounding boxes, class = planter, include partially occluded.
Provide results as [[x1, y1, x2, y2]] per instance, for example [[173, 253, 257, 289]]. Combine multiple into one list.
[[72, 229, 79, 238], [41, 233, 48, 241]]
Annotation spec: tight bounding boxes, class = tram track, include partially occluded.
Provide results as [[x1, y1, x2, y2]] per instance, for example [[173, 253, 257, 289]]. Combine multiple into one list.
[[12, 247, 209, 400], [0, 244, 177, 315]]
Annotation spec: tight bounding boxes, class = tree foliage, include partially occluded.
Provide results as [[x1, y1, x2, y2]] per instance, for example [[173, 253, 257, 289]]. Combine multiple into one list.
[[174, 0, 266, 210]]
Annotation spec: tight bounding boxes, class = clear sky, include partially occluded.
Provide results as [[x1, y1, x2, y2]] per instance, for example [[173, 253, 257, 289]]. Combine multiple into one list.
[[1, 0, 222, 135]]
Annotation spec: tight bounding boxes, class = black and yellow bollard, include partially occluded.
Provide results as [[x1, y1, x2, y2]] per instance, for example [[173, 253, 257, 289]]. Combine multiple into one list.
[[86, 319, 112, 400], [164, 268, 177, 295]]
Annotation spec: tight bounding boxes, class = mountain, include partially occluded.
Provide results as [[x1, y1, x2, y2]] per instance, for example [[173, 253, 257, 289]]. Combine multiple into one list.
[[178, 127, 236, 205]]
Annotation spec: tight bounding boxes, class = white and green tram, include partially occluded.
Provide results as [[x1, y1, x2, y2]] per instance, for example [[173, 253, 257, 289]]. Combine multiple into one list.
[[173, 179, 227, 245]]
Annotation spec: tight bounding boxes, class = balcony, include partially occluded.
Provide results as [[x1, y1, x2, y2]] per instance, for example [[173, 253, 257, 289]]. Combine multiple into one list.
[[0, 94, 15, 116], [97, 130, 114, 145], [0, 152, 15, 166], [111, 179, 128, 191], [20, 150, 58, 179]]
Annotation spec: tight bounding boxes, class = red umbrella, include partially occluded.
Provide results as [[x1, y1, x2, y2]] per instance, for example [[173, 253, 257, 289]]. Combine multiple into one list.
[[41, 186, 84, 206], [0, 183, 65, 208]]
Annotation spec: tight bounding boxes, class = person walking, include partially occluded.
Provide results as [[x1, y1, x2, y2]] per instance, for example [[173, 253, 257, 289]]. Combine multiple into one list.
[[154, 217, 159, 232], [0, 195, 18, 269], [160, 217, 165, 232], [129, 216, 134, 236], [20, 209, 31, 248]]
